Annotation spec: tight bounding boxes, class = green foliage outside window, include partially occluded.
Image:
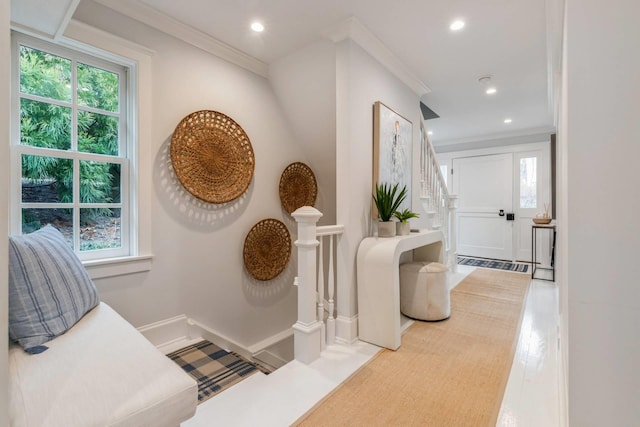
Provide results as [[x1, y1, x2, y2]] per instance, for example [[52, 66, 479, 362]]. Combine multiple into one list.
[[19, 45, 121, 210], [18, 43, 124, 249]]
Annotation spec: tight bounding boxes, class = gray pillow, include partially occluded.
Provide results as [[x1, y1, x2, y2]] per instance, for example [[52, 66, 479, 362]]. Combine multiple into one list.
[[8, 225, 99, 354]]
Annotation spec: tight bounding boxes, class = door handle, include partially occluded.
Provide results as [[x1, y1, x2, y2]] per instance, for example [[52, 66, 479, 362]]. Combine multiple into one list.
[[499, 210, 505, 217]]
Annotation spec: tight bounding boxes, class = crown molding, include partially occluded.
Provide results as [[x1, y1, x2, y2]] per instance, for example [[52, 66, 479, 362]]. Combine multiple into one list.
[[94, 0, 268, 77], [10, 22, 54, 40], [324, 17, 430, 97], [63, 19, 157, 59]]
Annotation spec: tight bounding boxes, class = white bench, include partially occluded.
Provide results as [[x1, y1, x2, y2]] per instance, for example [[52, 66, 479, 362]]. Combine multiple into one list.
[[9, 302, 197, 427]]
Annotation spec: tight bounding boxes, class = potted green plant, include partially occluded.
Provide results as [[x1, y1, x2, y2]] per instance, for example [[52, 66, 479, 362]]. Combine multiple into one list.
[[393, 208, 420, 235], [372, 182, 407, 237]]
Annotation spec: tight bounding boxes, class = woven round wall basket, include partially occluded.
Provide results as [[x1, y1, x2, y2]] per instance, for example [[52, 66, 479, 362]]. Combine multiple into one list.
[[279, 162, 318, 214], [170, 110, 255, 204], [243, 218, 291, 281]]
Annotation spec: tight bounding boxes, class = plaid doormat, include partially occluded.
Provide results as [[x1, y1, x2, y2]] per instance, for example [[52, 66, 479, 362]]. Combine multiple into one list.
[[457, 256, 529, 273], [168, 340, 270, 403]]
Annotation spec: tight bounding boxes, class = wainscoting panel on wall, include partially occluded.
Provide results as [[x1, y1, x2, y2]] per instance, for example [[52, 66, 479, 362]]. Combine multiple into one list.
[[170, 110, 255, 204]]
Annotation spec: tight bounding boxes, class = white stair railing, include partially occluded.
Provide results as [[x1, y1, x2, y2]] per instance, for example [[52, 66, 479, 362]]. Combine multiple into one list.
[[316, 224, 344, 347], [292, 207, 344, 363], [290, 116, 454, 364], [419, 119, 459, 271]]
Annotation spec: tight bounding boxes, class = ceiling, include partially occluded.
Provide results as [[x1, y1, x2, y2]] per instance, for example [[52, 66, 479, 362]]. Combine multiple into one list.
[[11, 0, 560, 146]]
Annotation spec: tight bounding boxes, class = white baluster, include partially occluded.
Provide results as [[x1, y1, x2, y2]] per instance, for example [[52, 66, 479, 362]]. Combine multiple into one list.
[[326, 235, 336, 345], [317, 237, 326, 350]]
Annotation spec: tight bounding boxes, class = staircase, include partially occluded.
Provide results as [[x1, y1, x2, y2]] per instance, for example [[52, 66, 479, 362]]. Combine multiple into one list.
[[418, 119, 459, 271], [291, 109, 458, 365]]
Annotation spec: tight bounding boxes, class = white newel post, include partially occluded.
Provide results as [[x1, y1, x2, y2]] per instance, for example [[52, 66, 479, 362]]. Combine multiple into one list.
[[448, 195, 459, 272], [292, 206, 323, 364]]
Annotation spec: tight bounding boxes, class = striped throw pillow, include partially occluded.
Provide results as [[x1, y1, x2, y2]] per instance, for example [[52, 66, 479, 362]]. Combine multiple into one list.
[[8, 225, 99, 354]]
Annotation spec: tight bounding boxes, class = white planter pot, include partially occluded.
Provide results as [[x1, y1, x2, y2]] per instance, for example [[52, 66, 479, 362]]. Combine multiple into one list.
[[396, 222, 410, 236], [378, 221, 396, 237]]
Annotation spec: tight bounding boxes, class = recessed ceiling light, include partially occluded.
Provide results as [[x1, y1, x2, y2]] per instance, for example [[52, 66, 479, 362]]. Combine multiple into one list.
[[504, 118, 512, 124], [427, 131, 433, 135], [450, 20, 465, 31], [478, 76, 497, 94], [251, 22, 264, 32]]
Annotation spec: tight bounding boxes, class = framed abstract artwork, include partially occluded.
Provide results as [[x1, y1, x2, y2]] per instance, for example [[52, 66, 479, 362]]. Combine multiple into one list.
[[373, 101, 413, 215]]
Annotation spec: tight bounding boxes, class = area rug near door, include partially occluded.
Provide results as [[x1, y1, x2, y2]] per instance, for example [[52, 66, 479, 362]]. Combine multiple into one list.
[[168, 340, 270, 404], [294, 269, 531, 427], [458, 256, 529, 273]]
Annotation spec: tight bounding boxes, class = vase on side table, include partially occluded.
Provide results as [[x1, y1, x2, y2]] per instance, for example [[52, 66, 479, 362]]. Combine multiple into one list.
[[396, 222, 410, 236], [378, 221, 396, 237]]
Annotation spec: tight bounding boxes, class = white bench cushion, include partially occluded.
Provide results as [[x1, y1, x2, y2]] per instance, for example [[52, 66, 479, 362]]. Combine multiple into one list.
[[9, 302, 197, 427]]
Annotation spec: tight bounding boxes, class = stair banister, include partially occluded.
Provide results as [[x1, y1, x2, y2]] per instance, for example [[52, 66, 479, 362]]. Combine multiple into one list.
[[316, 224, 344, 346], [291, 206, 323, 364], [419, 119, 459, 271]]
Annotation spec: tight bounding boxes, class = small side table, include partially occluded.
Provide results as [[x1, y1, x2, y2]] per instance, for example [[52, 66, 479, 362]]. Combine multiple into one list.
[[531, 223, 556, 282]]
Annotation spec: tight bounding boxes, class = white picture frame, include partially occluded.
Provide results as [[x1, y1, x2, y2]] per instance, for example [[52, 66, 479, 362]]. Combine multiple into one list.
[[373, 101, 413, 216]]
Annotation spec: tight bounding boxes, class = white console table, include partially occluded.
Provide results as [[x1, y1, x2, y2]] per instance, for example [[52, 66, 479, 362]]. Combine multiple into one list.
[[356, 230, 445, 350]]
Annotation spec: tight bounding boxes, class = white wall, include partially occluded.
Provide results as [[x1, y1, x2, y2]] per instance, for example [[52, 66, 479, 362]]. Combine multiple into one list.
[[269, 40, 337, 225], [564, 0, 640, 424], [72, 1, 309, 348], [557, 2, 569, 423], [336, 39, 423, 324], [1, 1, 10, 422]]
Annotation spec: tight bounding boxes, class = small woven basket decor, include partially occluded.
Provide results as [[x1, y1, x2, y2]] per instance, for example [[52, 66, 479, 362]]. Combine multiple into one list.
[[243, 218, 291, 281], [170, 110, 255, 204], [279, 162, 318, 214]]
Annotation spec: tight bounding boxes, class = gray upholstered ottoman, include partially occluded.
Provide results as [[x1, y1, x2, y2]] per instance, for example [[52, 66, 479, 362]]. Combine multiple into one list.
[[399, 261, 450, 321]]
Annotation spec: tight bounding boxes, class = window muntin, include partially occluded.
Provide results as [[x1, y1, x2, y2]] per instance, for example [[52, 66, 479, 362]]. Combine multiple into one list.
[[13, 34, 130, 261]]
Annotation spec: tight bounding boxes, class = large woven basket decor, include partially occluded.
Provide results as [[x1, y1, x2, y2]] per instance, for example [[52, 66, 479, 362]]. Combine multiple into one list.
[[279, 162, 318, 214], [170, 110, 255, 204], [243, 219, 291, 281]]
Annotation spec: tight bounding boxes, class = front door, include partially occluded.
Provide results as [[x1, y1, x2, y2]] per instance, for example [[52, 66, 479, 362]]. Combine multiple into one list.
[[452, 153, 514, 260]]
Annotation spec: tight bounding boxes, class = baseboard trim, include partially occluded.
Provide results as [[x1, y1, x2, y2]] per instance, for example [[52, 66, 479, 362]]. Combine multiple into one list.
[[138, 314, 295, 362], [137, 314, 190, 348], [336, 314, 359, 344], [247, 328, 293, 355], [558, 323, 569, 427], [185, 318, 254, 359]]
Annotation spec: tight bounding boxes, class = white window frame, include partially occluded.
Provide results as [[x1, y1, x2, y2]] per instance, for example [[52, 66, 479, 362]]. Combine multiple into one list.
[[11, 33, 130, 261], [10, 23, 154, 278]]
